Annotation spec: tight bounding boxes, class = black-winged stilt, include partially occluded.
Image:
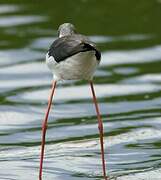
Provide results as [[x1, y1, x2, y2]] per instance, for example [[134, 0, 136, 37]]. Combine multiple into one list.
[[39, 23, 107, 180]]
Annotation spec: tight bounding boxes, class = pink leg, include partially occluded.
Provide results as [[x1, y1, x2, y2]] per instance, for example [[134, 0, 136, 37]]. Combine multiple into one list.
[[39, 80, 57, 180], [90, 81, 108, 180]]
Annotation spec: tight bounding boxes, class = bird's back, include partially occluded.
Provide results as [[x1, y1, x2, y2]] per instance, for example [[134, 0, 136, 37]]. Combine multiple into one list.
[[48, 34, 101, 63]]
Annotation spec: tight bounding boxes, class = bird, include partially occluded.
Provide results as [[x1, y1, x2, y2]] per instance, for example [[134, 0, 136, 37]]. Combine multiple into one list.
[[39, 23, 108, 180]]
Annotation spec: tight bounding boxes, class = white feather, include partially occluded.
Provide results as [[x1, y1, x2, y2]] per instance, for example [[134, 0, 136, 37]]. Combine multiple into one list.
[[46, 51, 99, 81]]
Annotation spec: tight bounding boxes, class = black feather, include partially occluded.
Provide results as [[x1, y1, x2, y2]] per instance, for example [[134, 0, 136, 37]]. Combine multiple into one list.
[[48, 34, 101, 63]]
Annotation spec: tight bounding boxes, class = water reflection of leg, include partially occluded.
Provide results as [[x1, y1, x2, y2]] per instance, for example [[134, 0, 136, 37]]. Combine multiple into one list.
[[39, 80, 57, 180]]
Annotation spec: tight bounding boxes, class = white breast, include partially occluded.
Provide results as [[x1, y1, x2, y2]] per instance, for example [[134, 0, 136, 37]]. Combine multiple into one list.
[[46, 51, 99, 81]]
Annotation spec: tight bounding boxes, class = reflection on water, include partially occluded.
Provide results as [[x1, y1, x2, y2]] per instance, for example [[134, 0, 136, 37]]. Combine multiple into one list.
[[0, 1, 161, 180]]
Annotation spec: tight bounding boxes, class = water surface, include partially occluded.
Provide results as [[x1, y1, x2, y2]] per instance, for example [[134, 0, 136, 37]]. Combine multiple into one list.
[[0, 1, 161, 179]]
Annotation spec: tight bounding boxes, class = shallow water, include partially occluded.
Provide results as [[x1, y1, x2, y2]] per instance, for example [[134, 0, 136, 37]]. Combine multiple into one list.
[[0, 1, 161, 180]]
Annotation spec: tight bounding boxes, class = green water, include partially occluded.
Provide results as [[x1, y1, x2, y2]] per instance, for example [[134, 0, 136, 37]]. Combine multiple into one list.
[[0, 0, 161, 179]]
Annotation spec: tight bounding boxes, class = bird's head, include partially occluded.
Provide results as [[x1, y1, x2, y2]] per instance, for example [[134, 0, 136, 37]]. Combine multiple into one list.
[[58, 23, 76, 37]]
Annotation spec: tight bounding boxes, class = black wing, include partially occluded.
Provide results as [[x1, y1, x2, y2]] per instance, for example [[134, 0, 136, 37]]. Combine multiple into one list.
[[48, 35, 101, 63]]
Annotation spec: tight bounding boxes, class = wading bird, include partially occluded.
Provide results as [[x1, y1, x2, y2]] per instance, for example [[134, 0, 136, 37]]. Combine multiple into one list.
[[39, 23, 107, 180]]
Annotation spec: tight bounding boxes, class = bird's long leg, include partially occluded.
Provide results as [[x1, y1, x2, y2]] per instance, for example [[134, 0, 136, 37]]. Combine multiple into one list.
[[89, 81, 108, 180], [39, 80, 57, 180]]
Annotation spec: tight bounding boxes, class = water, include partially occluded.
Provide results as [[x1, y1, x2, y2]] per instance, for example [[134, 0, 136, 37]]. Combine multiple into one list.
[[0, 1, 161, 179]]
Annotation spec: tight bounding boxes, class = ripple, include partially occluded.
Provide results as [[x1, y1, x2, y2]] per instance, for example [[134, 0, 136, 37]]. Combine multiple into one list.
[[114, 67, 138, 75], [123, 73, 161, 84], [108, 128, 161, 147], [30, 34, 154, 50], [0, 15, 46, 27], [102, 45, 161, 66], [0, 62, 48, 75], [0, 48, 43, 67], [9, 84, 160, 102], [0, 105, 41, 131], [118, 168, 161, 180], [90, 34, 154, 43], [0, 4, 20, 14], [30, 37, 56, 49], [0, 62, 50, 92], [1, 127, 161, 178]]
